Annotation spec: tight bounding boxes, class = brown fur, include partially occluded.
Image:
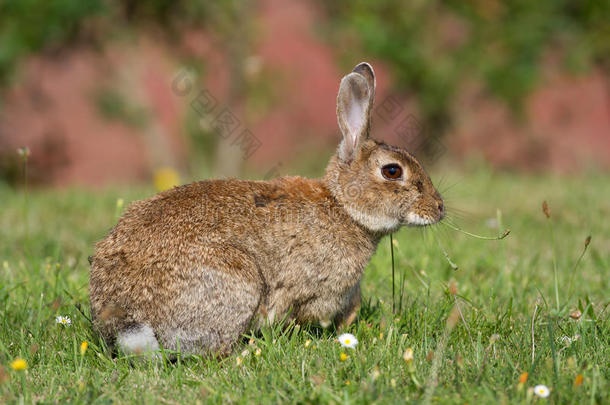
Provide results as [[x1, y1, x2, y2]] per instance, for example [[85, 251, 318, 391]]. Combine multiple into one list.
[[89, 62, 444, 356]]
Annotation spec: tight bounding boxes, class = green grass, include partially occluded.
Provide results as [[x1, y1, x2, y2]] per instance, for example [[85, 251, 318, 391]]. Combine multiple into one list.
[[0, 169, 608, 404]]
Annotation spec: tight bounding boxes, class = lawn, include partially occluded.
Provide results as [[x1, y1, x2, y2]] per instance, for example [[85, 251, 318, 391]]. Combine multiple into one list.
[[0, 168, 608, 404]]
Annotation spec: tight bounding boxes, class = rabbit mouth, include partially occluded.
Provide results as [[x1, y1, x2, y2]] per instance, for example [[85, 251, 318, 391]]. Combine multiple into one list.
[[403, 212, 439, 227]]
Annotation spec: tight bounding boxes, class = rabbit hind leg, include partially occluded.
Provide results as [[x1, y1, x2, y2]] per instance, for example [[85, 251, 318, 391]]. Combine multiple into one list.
[[334, 283, 361, 331], [157, 249, 265, 357]]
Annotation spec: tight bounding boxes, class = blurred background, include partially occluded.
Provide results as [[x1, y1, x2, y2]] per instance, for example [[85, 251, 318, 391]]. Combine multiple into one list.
[[0, 0, 609, 188]]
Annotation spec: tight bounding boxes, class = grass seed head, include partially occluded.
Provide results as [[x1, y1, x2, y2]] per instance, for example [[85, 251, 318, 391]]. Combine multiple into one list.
[[569, 310, 582, 320], [449, 279, 458, 296], [542, 201, 550, 218]]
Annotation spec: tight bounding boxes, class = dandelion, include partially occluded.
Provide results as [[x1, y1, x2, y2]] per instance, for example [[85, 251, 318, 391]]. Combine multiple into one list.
[[534, 385, 550, 398], [403, 347, 420, 387], [403, 347, 414, 363], [519, 372, 529, 385], [153, 167, 180, 192], [517, 372, 528, 391], [338, 333, 358, 349], [55, 315, 71, 326], [339, 352, 348, 362], [10, 358, 27, 371], [574, 374, 583, 387], [80, 341, 88, 355], [304, 339, 312, 348]]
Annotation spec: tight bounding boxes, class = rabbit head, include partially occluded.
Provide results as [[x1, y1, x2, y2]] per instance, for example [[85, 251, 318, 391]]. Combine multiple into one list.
[[324, 62, 444, 234]]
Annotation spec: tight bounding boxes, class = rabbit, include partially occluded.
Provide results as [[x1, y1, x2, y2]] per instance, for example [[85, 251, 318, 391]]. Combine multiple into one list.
[[89, 62, 445, 357]]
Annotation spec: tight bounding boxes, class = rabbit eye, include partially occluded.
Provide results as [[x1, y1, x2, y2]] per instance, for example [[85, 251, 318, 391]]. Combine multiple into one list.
[[381, 164, 403, 180]]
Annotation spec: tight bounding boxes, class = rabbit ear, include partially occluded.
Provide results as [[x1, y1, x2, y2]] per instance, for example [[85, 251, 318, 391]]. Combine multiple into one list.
[[352, 62, 376, 101], [337, 62, 376, 162]]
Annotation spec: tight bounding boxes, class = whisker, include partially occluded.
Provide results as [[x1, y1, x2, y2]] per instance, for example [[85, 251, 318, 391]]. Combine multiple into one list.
[[441, 221, 510, 240]]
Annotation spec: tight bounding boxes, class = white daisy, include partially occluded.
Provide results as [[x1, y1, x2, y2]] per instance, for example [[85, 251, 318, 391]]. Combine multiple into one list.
[[534, 384, 550, 398], [338, 333, 358, 349], [55, 315, 72, 326]]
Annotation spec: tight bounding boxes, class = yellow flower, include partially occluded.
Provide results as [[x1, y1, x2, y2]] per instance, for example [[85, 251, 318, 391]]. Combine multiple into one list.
[[403, 347, 414, 363], [116, 198, 124, 210], [339, 352, 348, 362], [574, 374, 583, 387], [10, 358, 27, 371], [153, 167, 180, 192], [519, 372, 528, 384], [345, 380, 350, 386], [80, 341, 88, 355], [304, 339, 311, 348]]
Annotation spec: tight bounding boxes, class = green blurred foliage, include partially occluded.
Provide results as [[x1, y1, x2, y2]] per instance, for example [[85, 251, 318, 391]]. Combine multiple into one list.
[[0, 0, 237, 86], [94, 87, 150, 128], [0, 0, 105, 85], [320, 0, 610, 137]]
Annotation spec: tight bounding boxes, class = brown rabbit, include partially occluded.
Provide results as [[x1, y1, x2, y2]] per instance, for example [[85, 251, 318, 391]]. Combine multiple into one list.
[[89, 62, 444, 357]]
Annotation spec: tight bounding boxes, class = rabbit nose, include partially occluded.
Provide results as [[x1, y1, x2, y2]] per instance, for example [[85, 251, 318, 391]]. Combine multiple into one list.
[[437, 201, 444, 215]]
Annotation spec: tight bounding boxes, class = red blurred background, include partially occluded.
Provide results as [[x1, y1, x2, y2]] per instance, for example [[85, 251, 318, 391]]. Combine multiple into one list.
[[1, 0, 608, 187]]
